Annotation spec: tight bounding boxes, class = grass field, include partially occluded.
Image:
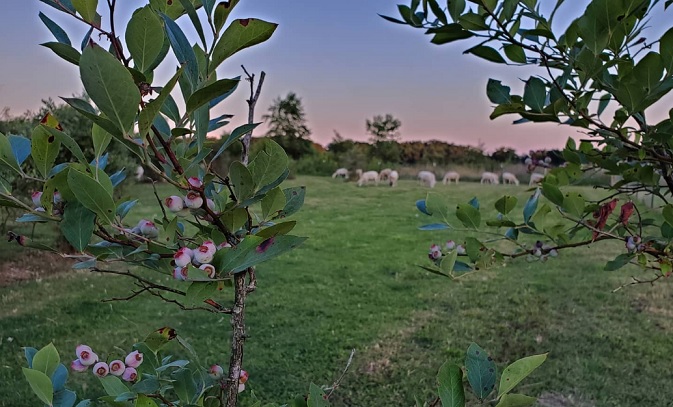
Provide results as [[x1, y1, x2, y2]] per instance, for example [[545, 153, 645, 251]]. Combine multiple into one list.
[[1, 176, 672, 406]]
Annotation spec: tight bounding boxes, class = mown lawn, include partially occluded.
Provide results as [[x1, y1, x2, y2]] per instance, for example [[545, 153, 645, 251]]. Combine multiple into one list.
[[0, 176, 671, 406]]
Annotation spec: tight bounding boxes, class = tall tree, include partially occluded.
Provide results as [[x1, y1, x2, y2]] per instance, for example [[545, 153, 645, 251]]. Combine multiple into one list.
[[366, 113, 401, 143], [263, 92, 313, 159]]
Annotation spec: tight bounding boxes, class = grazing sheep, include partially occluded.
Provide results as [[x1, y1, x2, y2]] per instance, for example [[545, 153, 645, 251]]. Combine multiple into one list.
[[389, 170, 399, 187], [442, 171, 460, 185], [379, 168, 392, 181], [418, 171, 437, 188], [502, 172, 520, 185], [135, 165, 145, 182], [529, 173, 545, 186], [332, 168, 349, 179], [481, 172, 499, 184], [357, 170, 380, 187]]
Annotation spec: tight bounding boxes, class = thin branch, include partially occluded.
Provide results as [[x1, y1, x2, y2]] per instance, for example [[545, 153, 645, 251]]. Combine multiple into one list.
[[325, 348, 356, 400]]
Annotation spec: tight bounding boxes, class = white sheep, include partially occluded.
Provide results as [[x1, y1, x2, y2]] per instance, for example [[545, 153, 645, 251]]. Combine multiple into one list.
[[357, 170, 380, 187], [502, 172, 520, 185], [135, 165, 145, 182], [442, 171, 460, 185], [378, 168, 392, 182], [529, 173, 545, 186], [481, 172, 499, 184], [332, 168, 349, 179], [388, 170, 399, 187], [418, 171, 436, 188]]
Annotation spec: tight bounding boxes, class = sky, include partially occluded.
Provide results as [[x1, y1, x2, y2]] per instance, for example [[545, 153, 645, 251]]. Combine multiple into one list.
[[0, 0, 671, 154]]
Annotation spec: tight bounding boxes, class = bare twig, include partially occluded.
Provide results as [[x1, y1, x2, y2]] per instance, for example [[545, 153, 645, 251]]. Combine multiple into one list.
[[325, 348, 356, 400]]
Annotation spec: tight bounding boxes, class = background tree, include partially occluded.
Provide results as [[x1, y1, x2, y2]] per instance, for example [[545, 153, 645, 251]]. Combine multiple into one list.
[[366, 113, 402, 164], [263, 92, 313, 159], [491, 147, 519, 164]]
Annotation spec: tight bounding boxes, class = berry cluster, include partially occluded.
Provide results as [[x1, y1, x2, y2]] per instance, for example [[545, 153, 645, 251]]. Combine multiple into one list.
[[70, 345, 143, 382], [625, 236, 644, 253], [164, 178, 216, 213], [428, 240, 466, 263], [208, 365, 248, 393], [126, 219, 160, 239], [172, 240, 232, 281], [524, 155, 552, 173], [527, 240, 558, 262]]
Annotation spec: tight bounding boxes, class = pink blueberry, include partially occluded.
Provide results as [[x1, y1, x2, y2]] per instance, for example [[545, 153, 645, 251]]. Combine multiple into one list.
[[173, 266, 189, 281], [188, 177, 203, 188], [139, 220, 159, 239], [209, 364, 224, 379], [76, 345, 98, 366], [93, 362, 109, 377], [31, 191, 42, 207], [184, 192, 204, 209], [70, 359, 88, 372], [174, 247, 193, 267], [445, 240, 456, 250], [193, 245, 214, 264], [122, 367, 138, 382], [199, 264, 217, 278], [165, 196, 184, 212], [109, 360, 125, 376], [202, 240, 216, 255], [125, 350, 144, 368]]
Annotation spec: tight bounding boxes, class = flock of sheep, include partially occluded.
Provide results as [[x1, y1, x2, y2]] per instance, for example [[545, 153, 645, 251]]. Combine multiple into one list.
[[332, 168, 546, 188]]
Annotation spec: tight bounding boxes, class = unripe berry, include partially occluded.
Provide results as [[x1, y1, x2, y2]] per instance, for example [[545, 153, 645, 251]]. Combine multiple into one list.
[[238, 383, 245, 393], [31, 191, 42, 207], [533, 248, 542, 257], [525, 158, 533, 166], [125, 351, 143, 368], [544, 157, 552, 164], [70, 359, 87, 372], [456, 245, 466, 255], [173, 266, 188, 281], [93, 362, 109, 377], [207, 198, 216, 212], [109, 360, 125, 376], [239, 370, 249, 384], [626, 237, 637, 251], [193, 245, 214, 264], [165, 195, 184, 212], [174, 247, 193, 267], [202, 240, 217, 255], [549, 249, 558, 257], [139, 220, 159, 239], [188, 177, 203, 188], [53, 191, 62, 204], [199, 264, 217, 278], [535, 240, 544, 249], [218, 242, 232, 250], [209, 364, 224, 379], [445, 240, 456, 251], [184, 192, 204, 209], [76, 345, 98, 366], [122, 367, 138, 382], [428, 244, 442, 260]]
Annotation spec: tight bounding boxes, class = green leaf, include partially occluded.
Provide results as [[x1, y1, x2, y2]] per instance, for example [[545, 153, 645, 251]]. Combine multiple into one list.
[[31, 125, 61, 178], [41, 42, 81, 65], [307, 383, 329, 407], [186, 78, 239, 114], [597, 94, 611, 117], [523, 77, 546, 113], [185, 282, 218, 305], [213, 235, 306, 273], [0, 132, 23, 175], [541, 182, 564, 206], [261, 187, 286, 219], [447, 0, 466, 21], [72, 0, 98, 22], [429, 24, 474, 44], [67, 168, 116, 224], [523, 189, 540, 224], [211, 18, 278, 73], [465, 343, 496, 401], [458, 12, 488, 30], [41, 125, 87, 164], [277, 186, 306, 219], [465, 45, 506, 63], [229, 161, 255, 202], [211, 123, 260, 162], [427, 0, 448, 24], [214, 0, 240, 32], [661, 27, 673, 73], [22, 368, 53, 405], [440, 248, 459, 274], [495, 394, 536, 407], [255, 221, 297, 238], [498, 354, 547, 397], [249, 139, 289, 188], [664, 204, 673, 226], [138, 66, 184, 137], [135, 394, 159, 407], [605, 253, 636, 271], [426, 192, 450, 221], [562, 192, 585, 217], [503, 44, 526, 63], [60, 202, 96, 252], [179, 0, 207, 49], [126, 6, 165, 73], [39, 12, 72, 45], [495, 195, 517, 215], [437, 362, 464, 406], [80, 44, 141, 134], [92, 123, 112, 159], [456, 204, 480, 228], [99, 375, 129, 397], [32, 343, 60, 378], [486, 79, 512, 104], [161, 14, 200, 90]]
